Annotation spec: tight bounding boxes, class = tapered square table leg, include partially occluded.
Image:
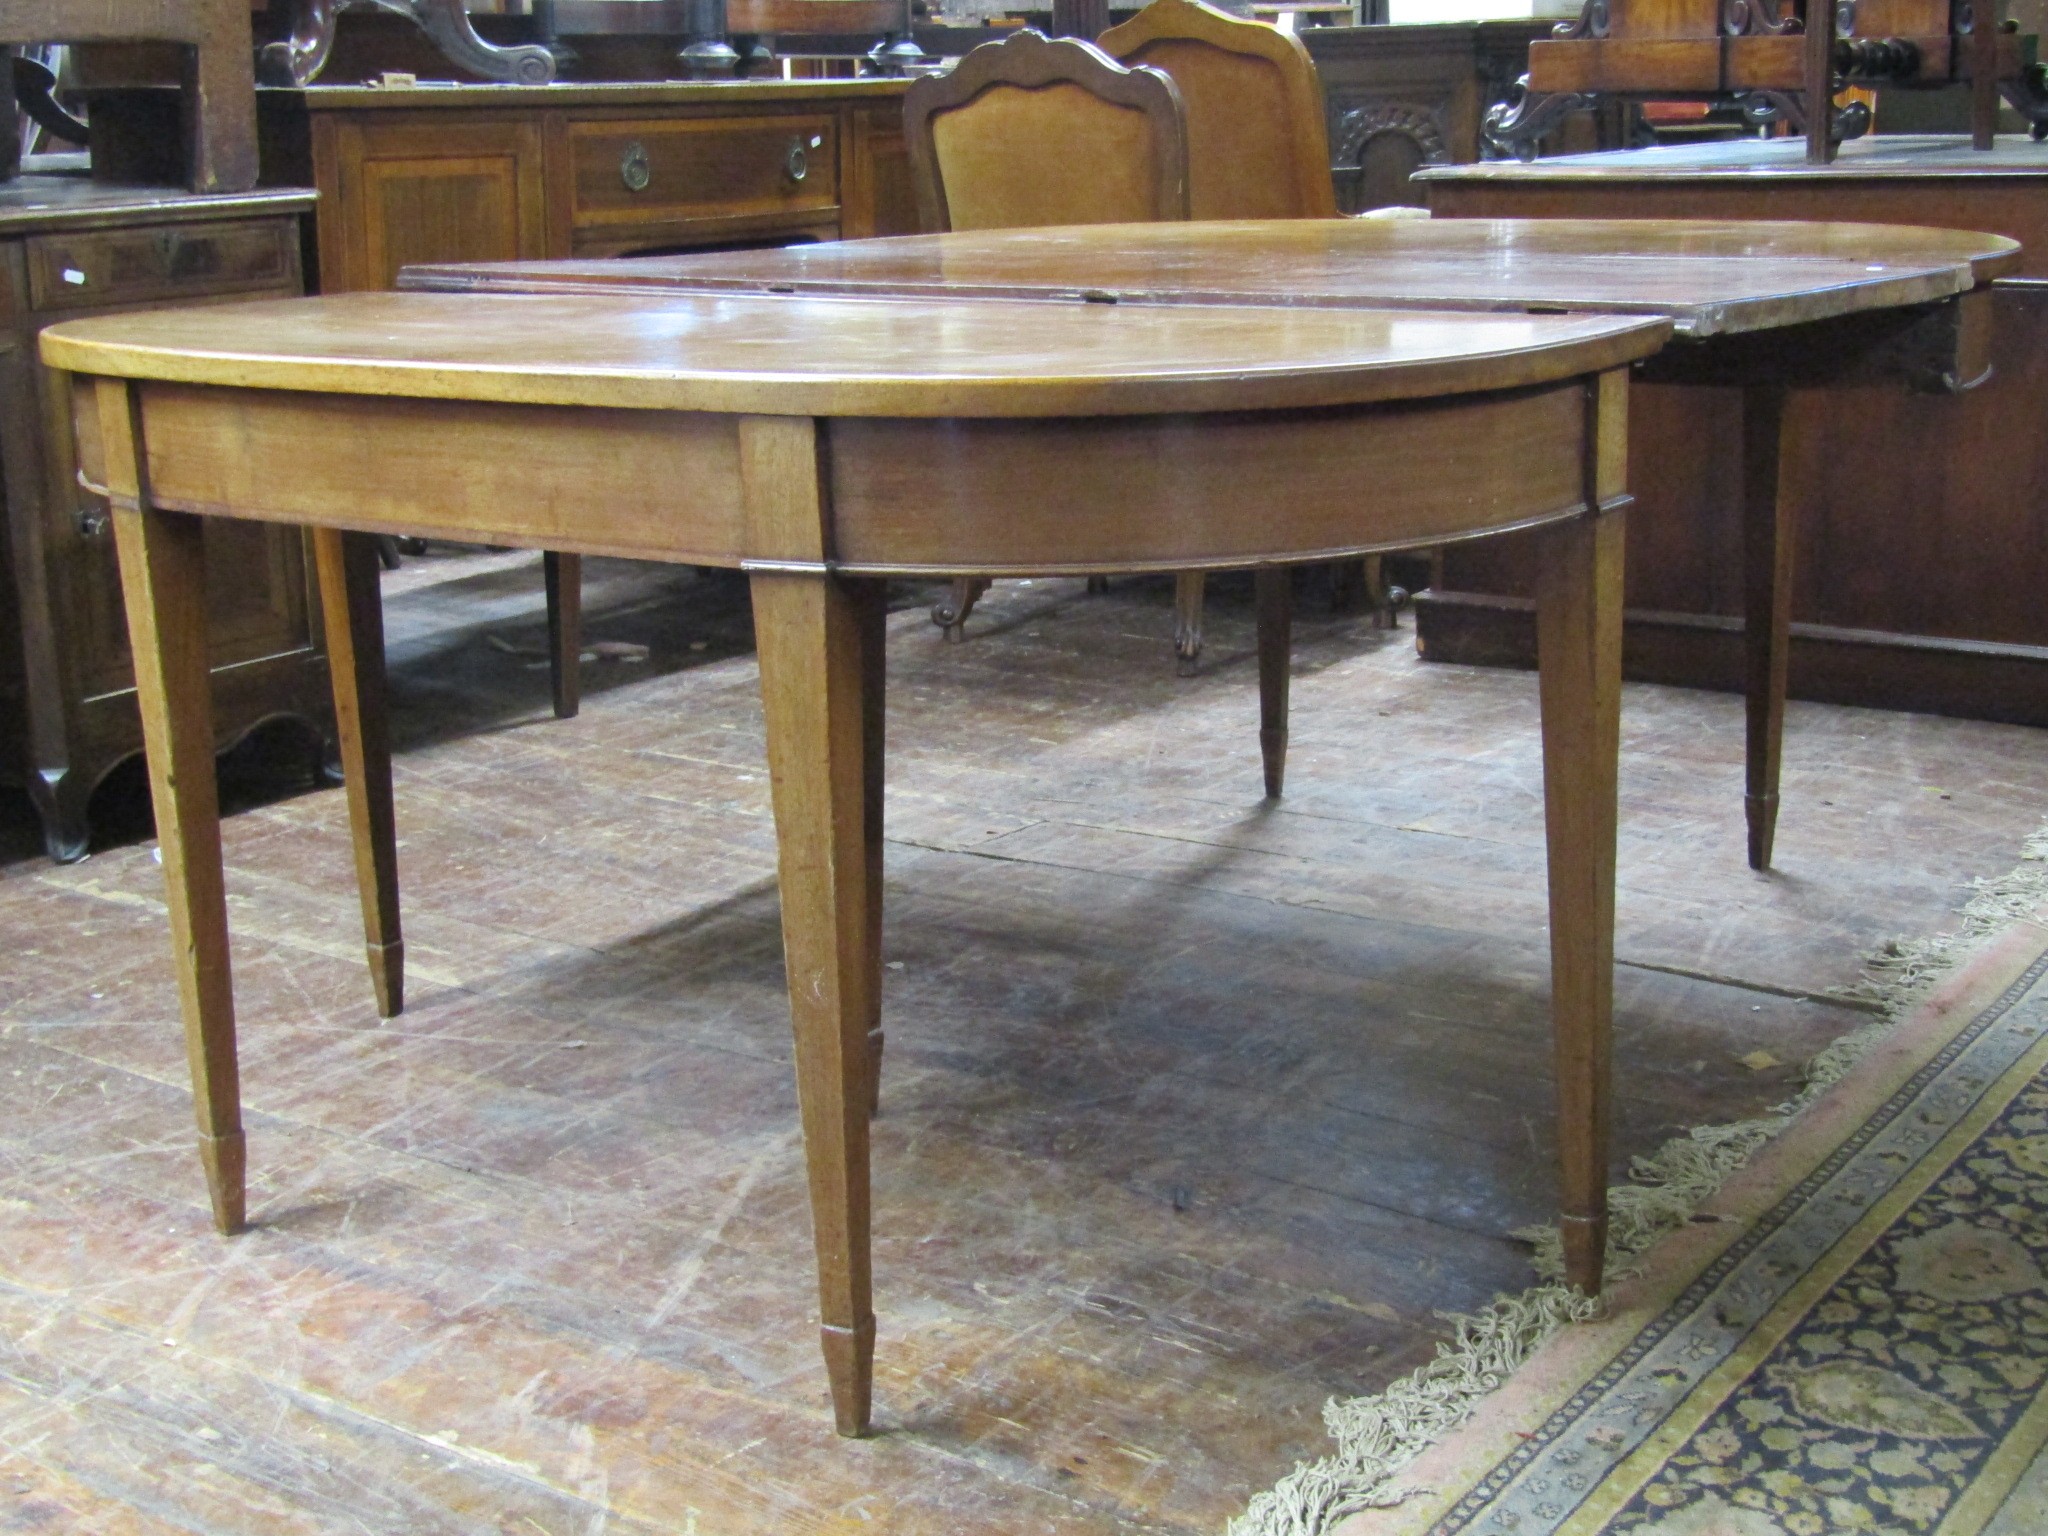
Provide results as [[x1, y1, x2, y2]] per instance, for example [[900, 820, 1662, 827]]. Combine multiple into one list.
[[1741, 384, 1795, 872], [1255, 567, 1292, 798], [859, 580, 887, 1119], [752, 568, 885, 1436], [98, 378, 245, 1236], [314, 528, 404, 1018], [1535, 373, 1627, 1298], [544, 551, 582, 719]]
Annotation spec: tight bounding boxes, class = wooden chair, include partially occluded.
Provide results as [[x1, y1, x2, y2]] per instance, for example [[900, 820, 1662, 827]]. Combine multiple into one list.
[[904, 29, 1190, 650], [1099, 0, 1409, 666], [1099, 0, 1335, 222], [904, 28, 1189, 236]]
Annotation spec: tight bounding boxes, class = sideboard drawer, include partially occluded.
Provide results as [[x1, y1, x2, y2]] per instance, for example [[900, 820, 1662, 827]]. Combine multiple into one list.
[[26, 218, 299, 312], [568, 113, 839, 230]]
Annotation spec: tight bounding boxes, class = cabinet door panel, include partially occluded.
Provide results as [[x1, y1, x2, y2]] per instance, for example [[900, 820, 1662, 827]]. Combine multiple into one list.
[[323, 116, 548, 292]]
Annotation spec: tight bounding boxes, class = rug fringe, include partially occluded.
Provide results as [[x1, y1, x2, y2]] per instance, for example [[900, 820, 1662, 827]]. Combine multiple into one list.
[[1228, 822, 2048, 1536]]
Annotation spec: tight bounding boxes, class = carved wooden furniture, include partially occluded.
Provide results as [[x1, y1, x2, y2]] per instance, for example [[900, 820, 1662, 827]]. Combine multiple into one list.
[[258, 0, 563, 88], [1417, 136, 2048, 732], [44, 282, 1664, 1429], [1, 0, 258, 192], [1302, 22, 1581, 211], [1485, 0, 2048, 164], [403, 215, 2014, 870], [253, 0, 912, 89], [0, 175, 327, 861], [904, 27, 1190, 651]]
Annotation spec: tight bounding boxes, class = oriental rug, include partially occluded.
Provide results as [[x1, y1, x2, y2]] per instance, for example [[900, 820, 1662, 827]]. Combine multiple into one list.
[[1236, 831, 2048, 1536], [1321, 916, 2048, 1536]]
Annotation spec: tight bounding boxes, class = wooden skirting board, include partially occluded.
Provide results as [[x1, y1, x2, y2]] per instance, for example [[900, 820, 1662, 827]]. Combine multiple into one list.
[[1415, 591, 2048, 729]]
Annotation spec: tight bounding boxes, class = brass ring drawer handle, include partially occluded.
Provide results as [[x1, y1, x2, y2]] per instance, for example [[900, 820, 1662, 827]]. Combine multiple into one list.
[[785, 138, 809, 184], [621, 141, 651, 192]]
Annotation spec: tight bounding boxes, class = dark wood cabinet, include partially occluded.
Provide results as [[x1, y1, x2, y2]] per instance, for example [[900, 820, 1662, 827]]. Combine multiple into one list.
[[0, 178, 330, 859], [1304, 22, 1565, 211]]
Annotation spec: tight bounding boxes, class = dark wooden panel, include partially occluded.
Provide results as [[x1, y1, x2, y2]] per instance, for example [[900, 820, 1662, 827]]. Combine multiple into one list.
[[1415, 592, 2048, 728], [1304, 23, 1587, 212], [1422, 167, 2048, 720]]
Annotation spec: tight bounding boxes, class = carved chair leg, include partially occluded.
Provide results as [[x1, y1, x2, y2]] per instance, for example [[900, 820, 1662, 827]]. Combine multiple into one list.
[[1173, 570, 1205, 675], [931, 576, 989, 642]]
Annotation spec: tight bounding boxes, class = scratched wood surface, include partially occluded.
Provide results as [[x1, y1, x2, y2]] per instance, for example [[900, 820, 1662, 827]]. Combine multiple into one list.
[[3, 553, 2045, 1534]]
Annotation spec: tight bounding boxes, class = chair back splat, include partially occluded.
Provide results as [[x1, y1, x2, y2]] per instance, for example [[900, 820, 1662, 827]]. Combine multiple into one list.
[[903, 29, 1189, 232], [1099, 0, 1336, 221]]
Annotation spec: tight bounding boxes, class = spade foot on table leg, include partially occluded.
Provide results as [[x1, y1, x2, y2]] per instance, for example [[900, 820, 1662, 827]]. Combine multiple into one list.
[[821, 1316, 876, 1437], [1745, 792, 1779, 873], [200, 1130, 247, 1235]]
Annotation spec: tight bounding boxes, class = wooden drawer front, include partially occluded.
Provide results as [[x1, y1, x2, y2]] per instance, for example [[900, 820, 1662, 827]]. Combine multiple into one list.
[[27, 219, 297, 312], [570, 114, 839, 229]]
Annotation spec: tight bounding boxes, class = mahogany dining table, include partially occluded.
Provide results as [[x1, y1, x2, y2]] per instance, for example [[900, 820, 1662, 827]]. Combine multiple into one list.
[[406, 216, 2021, 873], [42, 283, 1665, 1436]]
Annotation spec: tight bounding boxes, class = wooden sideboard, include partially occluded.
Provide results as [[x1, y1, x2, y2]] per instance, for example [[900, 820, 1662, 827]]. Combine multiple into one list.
[[88, 79, 922, 286], [0, 176, 329, 859]]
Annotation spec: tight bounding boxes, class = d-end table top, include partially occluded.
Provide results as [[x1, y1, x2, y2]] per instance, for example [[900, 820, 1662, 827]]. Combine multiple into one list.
[[39, 288, 1668, 419], [399, 219, 2022, 341], [1414, 134, 2048, 186]]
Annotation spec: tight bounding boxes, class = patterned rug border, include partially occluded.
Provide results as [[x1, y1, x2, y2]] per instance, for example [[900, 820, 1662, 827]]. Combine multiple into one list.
[[1227, 821, 2048, 1536], [1319, 914, 2048, 1536], [1420, 930, 2048, 1534]]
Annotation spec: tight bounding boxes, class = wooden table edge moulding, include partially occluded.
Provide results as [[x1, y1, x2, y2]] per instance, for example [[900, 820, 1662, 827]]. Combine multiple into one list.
[[41, 289, 1668, 1436], [402, 216, 2021, 871]]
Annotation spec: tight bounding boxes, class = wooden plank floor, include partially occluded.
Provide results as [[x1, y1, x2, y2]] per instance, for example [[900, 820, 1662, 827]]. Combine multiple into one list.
[[3, 553, 2044, 1534]]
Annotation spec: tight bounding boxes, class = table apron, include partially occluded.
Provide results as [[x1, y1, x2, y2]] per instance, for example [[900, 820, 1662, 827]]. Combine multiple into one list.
[[72, 372, 1613, 572], [826, 381, 1600, 573]]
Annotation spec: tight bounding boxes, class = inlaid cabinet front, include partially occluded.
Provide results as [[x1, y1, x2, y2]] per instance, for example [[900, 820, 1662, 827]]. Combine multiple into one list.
[[0, 181, 329, 860], [264, 80, 919, 294], [313, 115, 548, 290]]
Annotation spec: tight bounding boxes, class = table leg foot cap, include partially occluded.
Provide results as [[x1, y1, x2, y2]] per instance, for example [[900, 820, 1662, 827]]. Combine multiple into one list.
[[1559, 1213, 1606, 1298], [822, 1316, 875, 1436], [1745, 793, 1779, 872], [200, 1131, 247, 1235], [369, 940, 405, 1018]]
